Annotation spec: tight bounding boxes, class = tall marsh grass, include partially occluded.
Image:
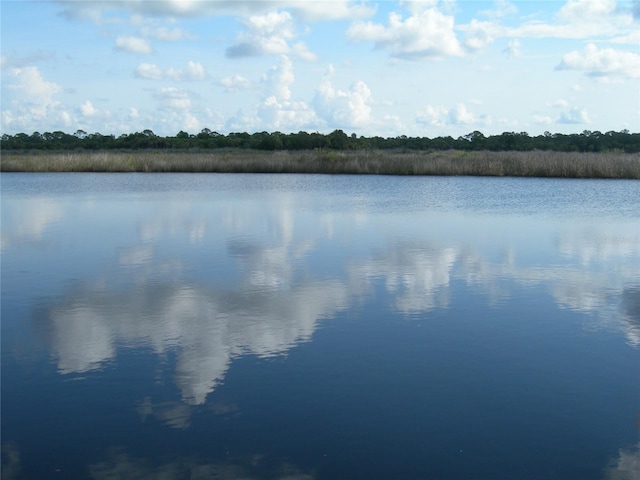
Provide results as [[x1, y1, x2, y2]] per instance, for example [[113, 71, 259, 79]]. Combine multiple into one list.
[[1, 150, 639, 178]]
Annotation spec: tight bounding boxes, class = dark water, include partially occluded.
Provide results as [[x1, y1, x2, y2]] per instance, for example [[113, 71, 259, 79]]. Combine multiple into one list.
[[1, 173, 639, 480]]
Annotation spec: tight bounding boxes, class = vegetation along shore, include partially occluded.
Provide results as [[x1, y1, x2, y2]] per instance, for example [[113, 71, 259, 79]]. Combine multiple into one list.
[[2, 150, 639, 179], [1, 129, 639, 178]]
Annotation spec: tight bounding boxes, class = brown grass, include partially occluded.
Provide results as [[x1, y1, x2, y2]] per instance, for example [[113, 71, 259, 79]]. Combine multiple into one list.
[[1, 149, 639, 178]]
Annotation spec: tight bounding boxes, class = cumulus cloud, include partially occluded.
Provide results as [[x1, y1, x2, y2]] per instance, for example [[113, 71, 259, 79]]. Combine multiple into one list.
[[219, 74, 251, 92], [135, 61, 206, 81], [0, 66, 71, 131], [115, 35, 153, 54], [135, 63, 163, 80], [556, 43, 640, 80], [532, 115, 553, 125], [256, 56, 316, 130], [347, 5, 464, 59], [494, 0, 633, 41], [557, 0, 617, 22], [313, 65, 372, 128], [226, 10, 315, 60], [416, 102, 489, 126], [80, 100, 98, 117], [262, 55, 294, 101], [154, 87, 192, 110], [462, 19, 496, 52], [5, 66, 60, 113], [558, 106, 591, 124], [223, 56, 316, 132], [503, 39, 521, 57]]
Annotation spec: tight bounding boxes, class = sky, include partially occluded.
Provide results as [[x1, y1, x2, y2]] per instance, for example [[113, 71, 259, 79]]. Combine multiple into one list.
[[1, 0, 639, 138]]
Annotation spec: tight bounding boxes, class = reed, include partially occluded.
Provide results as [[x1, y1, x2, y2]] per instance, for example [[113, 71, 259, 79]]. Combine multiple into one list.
[[1, 149, 639, 179]]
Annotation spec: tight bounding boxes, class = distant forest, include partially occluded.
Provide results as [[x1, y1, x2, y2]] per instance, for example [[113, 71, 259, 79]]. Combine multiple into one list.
[[2, 129, 639, 153]]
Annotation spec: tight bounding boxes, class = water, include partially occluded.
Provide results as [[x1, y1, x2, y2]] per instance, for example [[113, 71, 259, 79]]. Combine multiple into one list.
[[1, 173, 639, 480]]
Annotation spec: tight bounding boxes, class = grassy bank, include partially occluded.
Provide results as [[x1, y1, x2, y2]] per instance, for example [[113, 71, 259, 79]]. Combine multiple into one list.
[[1, 149, 639, 178]]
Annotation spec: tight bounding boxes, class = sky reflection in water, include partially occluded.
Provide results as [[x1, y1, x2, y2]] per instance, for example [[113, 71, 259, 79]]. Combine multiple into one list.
[[1, 173, 639, 480]]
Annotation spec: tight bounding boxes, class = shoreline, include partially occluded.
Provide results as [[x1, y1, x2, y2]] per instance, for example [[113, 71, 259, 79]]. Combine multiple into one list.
[[1, 149, 639, 179]]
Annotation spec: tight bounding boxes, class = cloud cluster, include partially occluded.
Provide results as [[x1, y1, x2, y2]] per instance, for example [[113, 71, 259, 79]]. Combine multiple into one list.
[[135, 61, 206, 81], [313, 66, 372, 128], [58, 0, 372, 21], [223, 56, 374, 133], [416, 102, 489, 127], [226, 11, 315, 60], [2, 1, 638, 137], [347, 5, 463, 59], [219, 74, 251, 92], [115, 35, 153, 54], [556, 43, 640, 80], [1, 66, 70, 131]]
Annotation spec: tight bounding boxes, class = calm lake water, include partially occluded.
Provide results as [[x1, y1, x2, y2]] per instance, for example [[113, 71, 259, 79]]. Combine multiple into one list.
[[1, 173, 639, 480]]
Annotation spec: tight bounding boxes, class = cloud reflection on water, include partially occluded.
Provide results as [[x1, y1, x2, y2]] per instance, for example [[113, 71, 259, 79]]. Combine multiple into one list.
[[88, 450, 315, 480], [604, 441, 640, 480], [50, 280, 348, 405], [5, 191, 635, 406]]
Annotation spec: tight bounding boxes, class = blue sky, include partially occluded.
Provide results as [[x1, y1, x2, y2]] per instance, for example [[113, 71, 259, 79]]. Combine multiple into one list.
[[1, 0, 639, 137]]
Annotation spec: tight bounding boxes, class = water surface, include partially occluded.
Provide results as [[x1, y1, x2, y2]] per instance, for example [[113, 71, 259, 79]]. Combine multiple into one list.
[[2, 173, 639, 479]]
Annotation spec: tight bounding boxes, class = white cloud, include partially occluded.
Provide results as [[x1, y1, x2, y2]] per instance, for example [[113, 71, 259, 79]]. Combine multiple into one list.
[[479, 0, 518, 19], [462, 19, 496, 52], [182, 112, 200, 132], [289, 1, 376, 21], [1, 66, 69, 130], [313, 66, 372, 128], [154, 87, 192, 110], [558, 106, 591, 124], [115, 35, 153, 54], [226, 10, 316, 60], [503, 39, 521, 57], [256, 56, 316, 130], [219, 74, 251, 92], [611, 29, 640, 44], [57, 1, 375, 21], [80, 100, 98, 117], [135, 63, 164, 80], [167, 61, 206, 81], [557, 0, 617, 22], [7, 66, 60, 109], [556, 44, 640, 80], [262, 55, 294, 102], [257, 96, 316, 131], [224, 56, 316, 132], [533, 115, 553, 125], [416, 102, 489, 126], [501, 0, 633, 40], [347, 5, 464, 59], [139, 25, 194, 42], [135, 61, 206, 81]]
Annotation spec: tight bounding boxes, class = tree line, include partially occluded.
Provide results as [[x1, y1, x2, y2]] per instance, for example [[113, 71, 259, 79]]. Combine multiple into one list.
[[1, 129, 639, 153]]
